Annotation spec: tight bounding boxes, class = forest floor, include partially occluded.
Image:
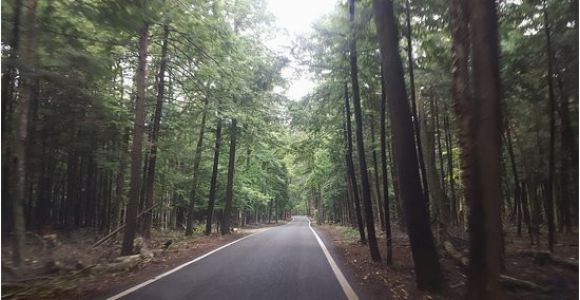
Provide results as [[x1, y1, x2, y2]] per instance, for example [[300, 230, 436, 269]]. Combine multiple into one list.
[[1, 222, 286, 300], [315, 223, 578, 300]]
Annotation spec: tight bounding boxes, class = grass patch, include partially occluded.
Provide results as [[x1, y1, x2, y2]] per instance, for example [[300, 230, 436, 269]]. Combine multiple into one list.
[[336, 226, 360, 243]]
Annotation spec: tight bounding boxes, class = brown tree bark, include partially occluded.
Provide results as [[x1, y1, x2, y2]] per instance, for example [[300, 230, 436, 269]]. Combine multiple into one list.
[[11, 0, 39, 266], [379, 67, 393, 265], [443, 108, 458, 224], [141, 23, 170, 240], [404, 0, 430, 205], [185, 95, 210, 236], [541, 0, 556, 252], [121, 23, 149, 256], [373, 0, 443, 290], [221, 118, 237, 235], [348, 0, 381, 262], [369, 113, 385, 231], [344, 83, 367, 244], [463, 0, 504, 297], [204, 118, 223, 235]]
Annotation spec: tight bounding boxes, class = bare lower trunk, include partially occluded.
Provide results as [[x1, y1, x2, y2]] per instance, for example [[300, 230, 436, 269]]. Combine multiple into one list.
[[344, 85, 366, 244], [221, 118, 237, 235], [11, 0, 39, 266], [185, 96, 209, 236], [121, 24, 149, 255], [373, 0, 443, 290], [142, 23, 170, 240], [379, 67, 393, 265], [348, 0, 380, 262], [205, 119, 222, 235]]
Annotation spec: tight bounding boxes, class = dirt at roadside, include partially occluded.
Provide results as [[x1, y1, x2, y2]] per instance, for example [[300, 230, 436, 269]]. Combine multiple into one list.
[[1, 224, 281, 300], [314, 224, 578, 300]]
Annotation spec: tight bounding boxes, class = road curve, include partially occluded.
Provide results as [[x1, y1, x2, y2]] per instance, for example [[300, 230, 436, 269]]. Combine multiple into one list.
[[108, 216, 354, 300]]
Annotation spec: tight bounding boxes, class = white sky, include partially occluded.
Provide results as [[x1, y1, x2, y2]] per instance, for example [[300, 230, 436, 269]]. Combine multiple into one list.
[[265, 0, 337, 101]]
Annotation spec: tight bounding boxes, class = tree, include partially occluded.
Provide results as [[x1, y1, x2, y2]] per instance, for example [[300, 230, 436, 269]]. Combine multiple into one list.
[[205, 117, 223, 235], [373, 0, 444, 290], [141, 23, 170, 240], [450, 0, 504, 296], [379, 67, 393, 265], [10, 0, 39, 267], [344, 83, 367, 244], [121, 23, 149, 256], [348, 0, 381, 262], [185, 95, 210, 236]]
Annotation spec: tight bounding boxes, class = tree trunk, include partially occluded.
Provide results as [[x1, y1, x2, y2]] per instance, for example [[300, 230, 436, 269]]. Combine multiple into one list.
[[379, 67, 393, 265], [541, 0, 556, 253], [11, 0, 39, 267], [348, 0, 381, 262], [221, 118, 237, 235], [204, 118, 222, 235], [343, 89, 367, 244], [185, 95, 209, 236], [463, 0, 504, 297], [369, 113, 385, 231], [419, 95, 447, 239], [373, 0, 443, 290], [121, 23, 149, 256], [434, 97, 448, 206], [404, 0, 430, 205], [443, 108, 458, 224], [141, 23, 170, 240]]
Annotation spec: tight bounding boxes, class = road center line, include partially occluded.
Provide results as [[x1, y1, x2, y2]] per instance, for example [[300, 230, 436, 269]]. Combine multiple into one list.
[[307, 218, 359, 300], [106, 226, 276, 300]]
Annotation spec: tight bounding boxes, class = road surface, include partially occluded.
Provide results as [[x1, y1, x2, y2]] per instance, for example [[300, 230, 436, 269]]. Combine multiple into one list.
[[107, 216, 357, 300]]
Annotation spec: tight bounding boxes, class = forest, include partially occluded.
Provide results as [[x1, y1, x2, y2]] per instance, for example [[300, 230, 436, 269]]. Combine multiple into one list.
[[1, 0, 578, 299]]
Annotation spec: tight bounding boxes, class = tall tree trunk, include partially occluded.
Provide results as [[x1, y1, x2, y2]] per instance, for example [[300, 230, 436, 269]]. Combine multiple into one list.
[[404, 0, 430, 205], [419, 95, 447, 238], [504, 124, 522, 235], [443, 108, 458, 224], [434, 97, 448, 205], [121, 23, 149, 256], [2, 0, 22, 138], [344, 85, 367, 244], [554, 60, 577, 232], [142, 23, 170, 240], [185, 96, 209, 236], [348, 0, 381, 262], [11, 0, 39, 267], [387, 129, 404, 230], [1, 0, 22, 230], [369, 113, 385, 231], [114, 130, 130, 232], [379, 67, 393, 265], [541, 0, 556, 252], [221, 118, 237, 235], [463, 0, 504, 297], [204, 118, 223, 235], [373, 0, 443, 290]]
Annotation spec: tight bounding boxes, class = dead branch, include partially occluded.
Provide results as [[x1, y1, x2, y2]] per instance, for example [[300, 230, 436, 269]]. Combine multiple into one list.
[[518, 250, 578, 270], [442, 240, 550, 293], [92, 204, 159, 248]]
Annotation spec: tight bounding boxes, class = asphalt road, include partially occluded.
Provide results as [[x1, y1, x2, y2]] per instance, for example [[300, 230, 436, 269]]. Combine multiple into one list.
[[109, 216, 355, 300]]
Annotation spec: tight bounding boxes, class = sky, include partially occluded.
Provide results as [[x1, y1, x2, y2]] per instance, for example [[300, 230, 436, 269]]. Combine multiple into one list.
[[264, 0, 337, 101]]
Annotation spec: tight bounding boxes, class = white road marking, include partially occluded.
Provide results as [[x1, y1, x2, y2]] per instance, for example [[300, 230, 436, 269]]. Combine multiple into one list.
[[106, 227, 275, 300], [307, 218, 359, 300]]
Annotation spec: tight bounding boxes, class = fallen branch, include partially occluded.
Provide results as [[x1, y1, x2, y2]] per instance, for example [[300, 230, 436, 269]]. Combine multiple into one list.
[[442, 240, 550, 293], [92, 204, 159, 248], [93, 256, 141, 273], [499, 274, 547, 292], [518, 250, 578, 270]]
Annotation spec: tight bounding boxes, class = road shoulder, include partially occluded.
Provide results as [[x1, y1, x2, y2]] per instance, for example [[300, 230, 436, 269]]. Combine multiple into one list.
[[312, 224, 374, 300]]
